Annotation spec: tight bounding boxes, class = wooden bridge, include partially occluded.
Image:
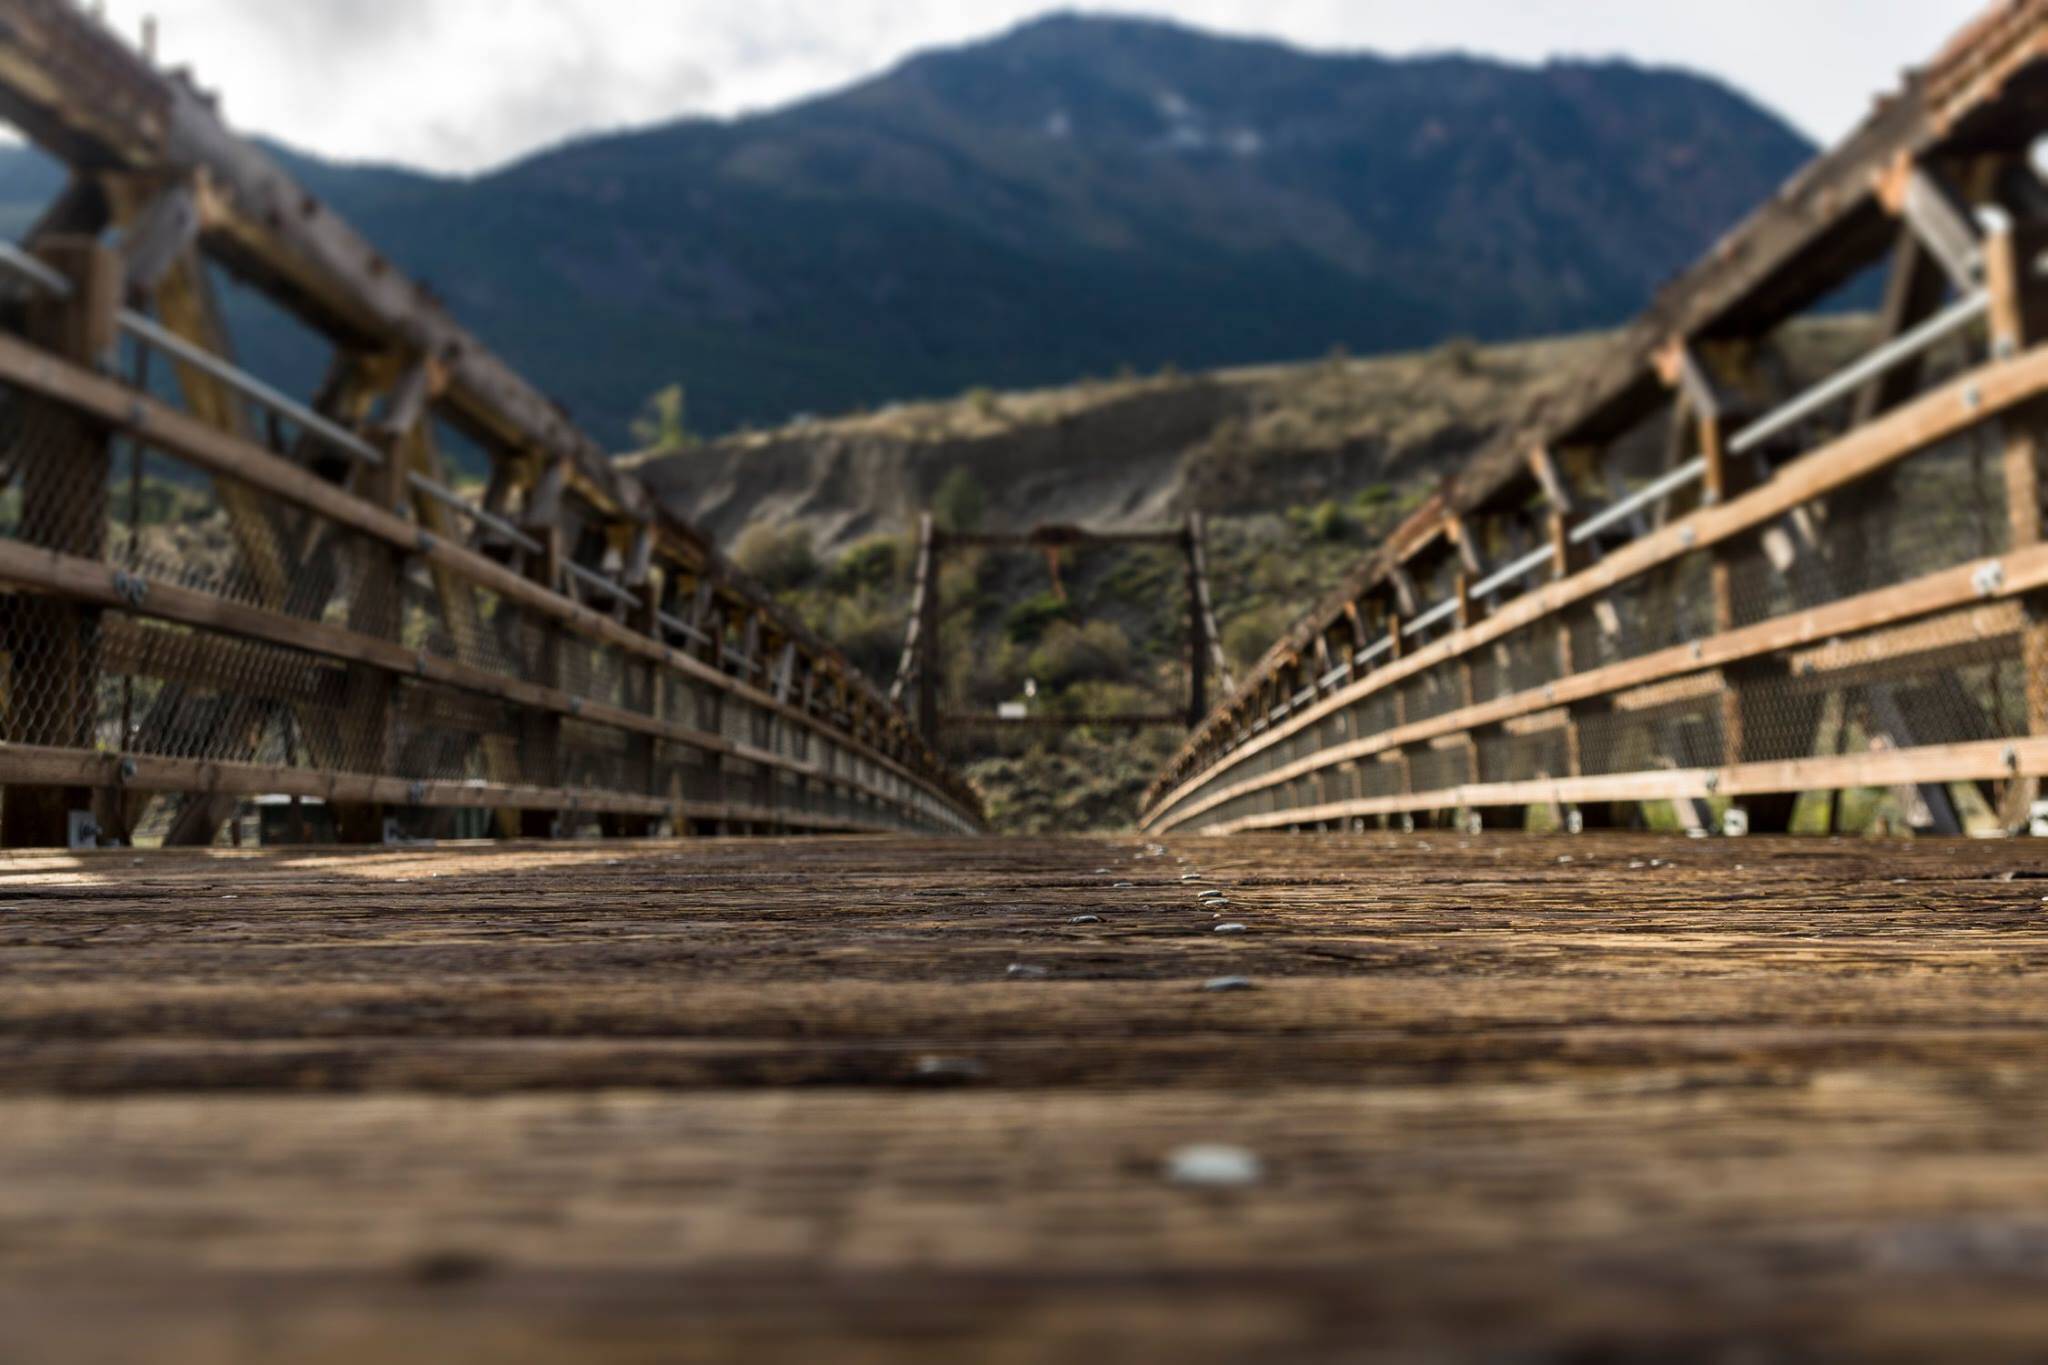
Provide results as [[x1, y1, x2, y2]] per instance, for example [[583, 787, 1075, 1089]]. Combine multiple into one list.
[[1143, 0, 2048, 841], [0, 0, 980, 849], [11, 2, 2048, 1361]]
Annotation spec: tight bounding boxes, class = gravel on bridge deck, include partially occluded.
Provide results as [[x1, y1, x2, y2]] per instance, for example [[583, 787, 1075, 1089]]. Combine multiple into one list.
[[6, 833, 2048, 1360]]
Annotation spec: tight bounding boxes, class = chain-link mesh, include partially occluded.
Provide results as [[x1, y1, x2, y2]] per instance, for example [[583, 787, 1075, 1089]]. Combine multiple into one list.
[[0, 363, 975, 843], [1154, 391, 2048, 836]]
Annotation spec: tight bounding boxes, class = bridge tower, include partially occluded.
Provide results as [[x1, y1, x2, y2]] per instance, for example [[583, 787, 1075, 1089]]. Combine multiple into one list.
[[892, 512, 1232, 749]]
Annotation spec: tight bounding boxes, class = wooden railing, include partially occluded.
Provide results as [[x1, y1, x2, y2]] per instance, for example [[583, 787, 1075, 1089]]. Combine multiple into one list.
[[0, 0, 980, 846], [1144, 0, 2048, 838]]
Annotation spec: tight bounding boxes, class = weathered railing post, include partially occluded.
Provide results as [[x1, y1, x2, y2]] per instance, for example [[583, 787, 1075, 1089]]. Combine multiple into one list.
[[521, 509, 566, 838], [1693, 351, 1801, 836], [1385, 610, 1411, 825], [1989, 220, 2048, 828], [1452, 570, 1485, 829], [1185, 514, 1210, 730], [1, 238, 118, 848], [917, 523, 943, 747], [608, 531, 662, 839], [1551, 500, 1618, 832], [330, 363, 418, 845]]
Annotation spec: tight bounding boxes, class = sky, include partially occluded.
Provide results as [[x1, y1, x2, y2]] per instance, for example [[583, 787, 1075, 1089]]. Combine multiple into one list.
[[90, 0, 1988, 175]]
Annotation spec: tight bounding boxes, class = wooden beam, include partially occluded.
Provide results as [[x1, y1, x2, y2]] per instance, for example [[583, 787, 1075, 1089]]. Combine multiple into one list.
[[1201, 735, 2048, 836], [1146, 344, 2048, 825], [1150, 7, 2048, 789], [1149, 556, 2040, 834], [0, 328, 974, 817]]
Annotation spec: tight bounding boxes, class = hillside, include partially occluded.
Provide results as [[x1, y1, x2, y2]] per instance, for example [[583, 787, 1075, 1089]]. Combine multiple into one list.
[[623, 331, 1616, 553], [651, 318, 1872, 831], [0, 14, 1812, 443]]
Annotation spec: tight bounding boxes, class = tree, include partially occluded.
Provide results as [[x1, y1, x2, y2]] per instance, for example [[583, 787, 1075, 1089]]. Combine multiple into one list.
[[631, 383, 694, 452]]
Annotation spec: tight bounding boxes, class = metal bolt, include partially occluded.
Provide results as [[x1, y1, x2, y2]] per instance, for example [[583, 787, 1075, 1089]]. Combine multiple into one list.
[[1165, 1144, 1263, 1187], [1201, 976, 1256, 992], [913, 1055, 985, 1085]]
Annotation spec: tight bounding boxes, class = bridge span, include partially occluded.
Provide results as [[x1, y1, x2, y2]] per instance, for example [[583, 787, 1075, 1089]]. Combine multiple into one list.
[[8, 2, 2048, 1359], [1145, 0, 2048, 841], [0, 0, 980, 848], [9, 831, 2048, 1358]]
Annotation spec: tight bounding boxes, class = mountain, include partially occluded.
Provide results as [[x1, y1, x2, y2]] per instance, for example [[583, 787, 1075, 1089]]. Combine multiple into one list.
[[0, 13, 1813, 445]]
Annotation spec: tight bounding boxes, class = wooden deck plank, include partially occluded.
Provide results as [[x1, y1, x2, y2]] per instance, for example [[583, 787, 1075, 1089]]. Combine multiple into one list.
[[5, 834, 2048, 1360]]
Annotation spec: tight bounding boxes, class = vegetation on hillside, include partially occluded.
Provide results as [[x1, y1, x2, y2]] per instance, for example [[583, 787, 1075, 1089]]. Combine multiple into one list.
[[715, 318, 1878, 834]]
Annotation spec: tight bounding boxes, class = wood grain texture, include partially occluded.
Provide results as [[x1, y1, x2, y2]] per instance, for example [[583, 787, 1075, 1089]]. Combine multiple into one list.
[[6, 834, 2048, 1360]]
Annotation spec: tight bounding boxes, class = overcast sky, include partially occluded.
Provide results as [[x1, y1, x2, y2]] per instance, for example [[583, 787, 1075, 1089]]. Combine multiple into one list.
[[92, 0, 1986, 175]]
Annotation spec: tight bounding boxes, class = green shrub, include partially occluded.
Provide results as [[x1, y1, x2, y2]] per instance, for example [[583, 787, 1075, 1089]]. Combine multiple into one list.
[[933, 466, 986, 533], [962, 636, 1031, 707], [1029, 619, 1132, 688], [732, 523, 818, 590], [829, 534, 903, 591], [1223, 605, 1295, 676], [1307, 499, 1350, 541], [823, 590, 906, 682], [630, 382, 696, 452], [1005, 590, 1073, 644]]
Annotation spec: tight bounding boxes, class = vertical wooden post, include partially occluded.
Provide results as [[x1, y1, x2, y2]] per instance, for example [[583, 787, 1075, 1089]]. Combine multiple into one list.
[[1990, 222, 2048, 829], [917, 523, 943, 747], [519, 525, 566, 838], [1453, 572, 1486, 825], [1553, 508, 1617, 830], [3, 238, 119, 848], [1387, 610, 1412, 821], [601, 559, 663, 840], [1697, 372, 1792, 835], [330, 366, 421, 845], [1185, 514, 1209, 729]]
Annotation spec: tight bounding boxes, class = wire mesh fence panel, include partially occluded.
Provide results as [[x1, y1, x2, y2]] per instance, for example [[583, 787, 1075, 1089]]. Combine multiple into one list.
[[1728, 427, 2009, 629], [1399, 671, 1461, 726], [1409, 741, 1473, 795], [98, 615, 376, 771], [560, 716, 651, 798], [394, 680, 512, 786], [407, 573, 539, 685], [1479, 722, 1571, 785]]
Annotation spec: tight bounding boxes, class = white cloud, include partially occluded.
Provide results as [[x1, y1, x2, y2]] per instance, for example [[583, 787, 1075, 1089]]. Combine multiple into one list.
[[89, 0, 1986, 174]]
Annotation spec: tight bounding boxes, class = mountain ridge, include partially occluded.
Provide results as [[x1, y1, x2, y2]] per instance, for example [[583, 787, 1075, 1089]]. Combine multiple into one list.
[[0, 12, 1815, 444]]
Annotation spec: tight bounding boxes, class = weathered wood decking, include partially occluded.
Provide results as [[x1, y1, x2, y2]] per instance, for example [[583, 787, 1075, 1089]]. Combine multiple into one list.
[[7, 834, 2048, 1360]]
